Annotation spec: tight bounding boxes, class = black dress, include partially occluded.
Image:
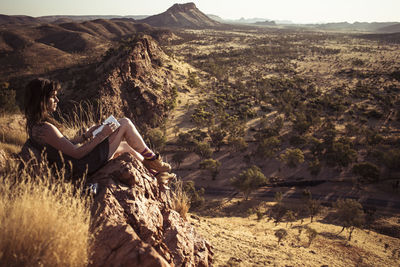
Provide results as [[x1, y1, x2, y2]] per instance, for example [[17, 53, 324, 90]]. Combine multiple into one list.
[[27, 135, 109, 180]]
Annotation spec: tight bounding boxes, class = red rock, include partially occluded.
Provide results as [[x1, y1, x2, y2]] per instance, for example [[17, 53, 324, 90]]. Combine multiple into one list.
[[88, 153, 213, 266]]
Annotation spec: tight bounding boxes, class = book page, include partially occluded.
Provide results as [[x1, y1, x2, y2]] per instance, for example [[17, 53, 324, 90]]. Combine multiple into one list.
[[92, 115, 121, 137]]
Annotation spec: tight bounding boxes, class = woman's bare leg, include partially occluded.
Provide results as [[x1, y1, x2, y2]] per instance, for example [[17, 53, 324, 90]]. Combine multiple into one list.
[[107, 118, 149, 159], [107, 118, 171, 173], [109, 141, 143, 161]]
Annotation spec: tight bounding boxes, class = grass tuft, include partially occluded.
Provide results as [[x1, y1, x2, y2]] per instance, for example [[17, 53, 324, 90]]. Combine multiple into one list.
[[171, 179, 190, 220], [0, 156, 93, 267]]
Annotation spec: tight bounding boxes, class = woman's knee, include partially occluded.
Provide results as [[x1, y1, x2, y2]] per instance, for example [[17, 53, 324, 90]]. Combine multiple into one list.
[[119, 117, 136, 129]]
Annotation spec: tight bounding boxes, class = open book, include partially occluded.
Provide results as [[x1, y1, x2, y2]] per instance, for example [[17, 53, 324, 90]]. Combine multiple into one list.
[[92, 115, 120, 137]]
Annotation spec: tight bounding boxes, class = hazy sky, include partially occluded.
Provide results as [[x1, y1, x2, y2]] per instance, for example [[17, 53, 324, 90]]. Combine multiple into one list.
[[2, 0, 399, 23]]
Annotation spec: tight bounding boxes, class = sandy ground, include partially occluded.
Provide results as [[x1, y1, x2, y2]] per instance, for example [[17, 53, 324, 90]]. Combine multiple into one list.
[[189, 199, 400, 267]]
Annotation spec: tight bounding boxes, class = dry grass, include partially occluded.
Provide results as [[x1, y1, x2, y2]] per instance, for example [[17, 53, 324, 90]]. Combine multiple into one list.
[[171, 179, 190, 219], [0, 114, 28, 155], [57, 101, 107, 139], [0, 157, 93, 267]]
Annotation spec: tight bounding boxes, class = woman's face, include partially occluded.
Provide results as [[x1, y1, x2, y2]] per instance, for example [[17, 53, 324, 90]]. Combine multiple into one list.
[[47, 90, 59, 113]]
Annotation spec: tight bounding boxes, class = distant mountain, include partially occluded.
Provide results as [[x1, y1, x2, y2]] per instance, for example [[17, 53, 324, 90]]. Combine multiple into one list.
[[377, 23, 400, 33], [39, 15, 149, 23], [254, 20, 276, 26], [311, 22, 399, 32], [0, 14, 41, 25], [206, 14, 224, 22], [139, 2, 221, 29]]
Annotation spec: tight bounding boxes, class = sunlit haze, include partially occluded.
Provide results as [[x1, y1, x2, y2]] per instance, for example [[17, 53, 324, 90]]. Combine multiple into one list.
[[1, 0, 399, 23]]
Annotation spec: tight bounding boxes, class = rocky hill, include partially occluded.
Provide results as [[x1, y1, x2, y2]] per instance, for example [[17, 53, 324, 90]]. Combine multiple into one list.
[[139, 3, 221, 29], [0, 14, 41, 25], [59, 34, 184, 129], [0, 18, 172, 82]]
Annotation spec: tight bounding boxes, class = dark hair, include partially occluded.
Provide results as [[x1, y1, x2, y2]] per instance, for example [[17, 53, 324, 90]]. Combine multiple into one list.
[[24, 78, 60, 132]]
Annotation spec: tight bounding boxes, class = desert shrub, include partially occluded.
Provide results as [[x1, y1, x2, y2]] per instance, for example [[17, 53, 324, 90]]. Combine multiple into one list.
[[0, 88, 19, 113], [176, 132, 197, 151], [280, 148, 305, 168], [221, 115, 246, 138], [208, 127, 227, 152], [289, 134, 307, 147], [307, 199, 321, 222], [199, 158, 221, 180], [187, 71, 200, 88], [187, 129, 208, 142], [256, 209, 264, 220], [334, 199, 365, 241], [325, 142, 357, 167], [194, 141, 213, 159], [171, 151, 186, 169], [274, 191, 283, 203], [231, 165, 267, 200], [255, 136, 280, 159], [227, 136, 248, 153], [0, 160, 92, 267], [270, 204, 288, 225], [285, 210, 297, 227], [305, 227, 318, 247], [308, 137, 324, 156], [292, 117, 311, 134], [183, 181, 205, 210], [352, 58, 364, 67], [274, 229, 288, 244], [146, 128, 166, 151], [383, 149, 400, 170], [308, 158, 322, 176], [352, 162, 380, 183], [191, 106, 214, 127]]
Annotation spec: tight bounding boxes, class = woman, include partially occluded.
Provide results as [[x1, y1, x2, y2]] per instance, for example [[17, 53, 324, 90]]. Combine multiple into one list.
[[24, 78, 174, 186]]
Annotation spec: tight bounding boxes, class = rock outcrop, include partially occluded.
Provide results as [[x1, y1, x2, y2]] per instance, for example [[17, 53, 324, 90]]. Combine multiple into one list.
[[63, 34, 177, 129], [88, 153, 213, 266], [139, 3, 221, 29]]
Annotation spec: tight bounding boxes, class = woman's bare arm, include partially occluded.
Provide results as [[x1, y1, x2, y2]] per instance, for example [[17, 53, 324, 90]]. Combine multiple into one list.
[[38, 122, 112, 159]]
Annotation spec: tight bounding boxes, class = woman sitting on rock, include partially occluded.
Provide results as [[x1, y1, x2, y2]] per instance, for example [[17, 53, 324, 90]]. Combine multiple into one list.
[[24, 78, 174, 186]]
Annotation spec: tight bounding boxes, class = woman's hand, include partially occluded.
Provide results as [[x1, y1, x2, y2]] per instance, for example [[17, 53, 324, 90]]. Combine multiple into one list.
[[97, 122, 118, 139], [85, 124, 101, 138]]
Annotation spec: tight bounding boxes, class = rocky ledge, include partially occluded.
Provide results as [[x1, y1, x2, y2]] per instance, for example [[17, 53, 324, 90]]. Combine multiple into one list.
[[87, 153, 213, 266]]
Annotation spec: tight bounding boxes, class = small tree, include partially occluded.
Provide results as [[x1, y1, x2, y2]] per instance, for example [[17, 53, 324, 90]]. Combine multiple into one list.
[[280, 148, 305, 168], [231, 165, 267, 200], [334, 199, 365, 241], [307, 199, 321, 223], [274, 191, 283, 204], [306, 227, 318, 247], [199, 158, 221, 180], [208, 127, 227, 152], [187, 71, 200, 88], [308, 158, 322, 176], [227, 136, 248, 153], [172, 151, 186, 169], [255, 136, 280, 159], [352, 162, 380, 183], [285, 210, 296, 227], [194, 142, 213, 159], [146, 128, 166, 151], [183, 181, 205, 210], [274, 229, 288, 244]]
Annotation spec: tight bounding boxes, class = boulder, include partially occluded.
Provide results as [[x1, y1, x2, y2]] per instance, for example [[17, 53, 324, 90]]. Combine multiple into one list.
[[88, 153, 213, 267]]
